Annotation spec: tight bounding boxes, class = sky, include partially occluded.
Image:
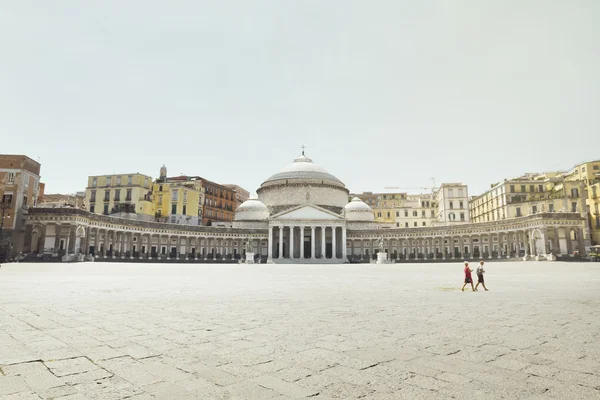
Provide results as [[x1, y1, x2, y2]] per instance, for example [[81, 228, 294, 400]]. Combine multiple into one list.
[[1, 1, 599, 197]]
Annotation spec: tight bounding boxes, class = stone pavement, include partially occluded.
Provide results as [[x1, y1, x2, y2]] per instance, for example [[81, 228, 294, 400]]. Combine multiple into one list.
[[0, 262, 599, 399]]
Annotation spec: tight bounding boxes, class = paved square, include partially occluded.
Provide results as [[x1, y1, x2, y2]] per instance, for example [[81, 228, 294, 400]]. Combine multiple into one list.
[[1, 262, 599, 399]]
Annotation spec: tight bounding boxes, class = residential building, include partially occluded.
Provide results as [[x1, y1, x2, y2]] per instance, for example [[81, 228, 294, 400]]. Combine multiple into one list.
[[436, 183, 470, 225], [351, 192, 438, 228], [203, 180, 236, 226], [85, 173, 154, 220], [224, 184, 250, 209], [469, 173, 587, 226], [39, 192, 86, 209], [564, 160, 600, 244], [153, 171, 203, 226], [0, 154, 42, 257]]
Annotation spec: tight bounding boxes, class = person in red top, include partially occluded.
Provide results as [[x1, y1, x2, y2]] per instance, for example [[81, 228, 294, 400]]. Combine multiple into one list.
[[461, 261, 476, 292]]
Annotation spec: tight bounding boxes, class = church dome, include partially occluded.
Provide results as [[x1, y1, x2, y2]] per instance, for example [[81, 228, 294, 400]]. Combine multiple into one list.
[[344, 197, 375, 221], [257, 151, 349, 211], [261, 154, 344, 186], [234, 198, 269, 221]]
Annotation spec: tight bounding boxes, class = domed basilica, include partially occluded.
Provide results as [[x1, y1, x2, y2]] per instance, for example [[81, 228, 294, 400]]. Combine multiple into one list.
[[234, 151, 377, 262]]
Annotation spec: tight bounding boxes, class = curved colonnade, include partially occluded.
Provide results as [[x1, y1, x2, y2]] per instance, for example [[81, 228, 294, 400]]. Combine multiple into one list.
[[24, 208, 587, 262]]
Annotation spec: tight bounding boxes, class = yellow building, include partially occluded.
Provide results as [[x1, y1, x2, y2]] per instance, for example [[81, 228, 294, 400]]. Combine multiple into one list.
[[470, 173, 587, 225], [153, 173, 204, 226], [565, 160, 600, 245], [85, 173, 154, 219], [351, 192, 438, 228]]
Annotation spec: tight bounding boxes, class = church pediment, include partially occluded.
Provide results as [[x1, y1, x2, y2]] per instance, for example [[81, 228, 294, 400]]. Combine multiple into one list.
[[271, 204, 344, 221]]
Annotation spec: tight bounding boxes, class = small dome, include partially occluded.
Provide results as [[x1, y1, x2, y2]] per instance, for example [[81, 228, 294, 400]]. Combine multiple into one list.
[[344, 197, 375, 222], [234, 199, 269, 221]]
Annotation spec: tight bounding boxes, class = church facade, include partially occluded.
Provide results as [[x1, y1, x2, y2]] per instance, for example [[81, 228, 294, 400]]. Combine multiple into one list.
[[24, 153, 589, 263]]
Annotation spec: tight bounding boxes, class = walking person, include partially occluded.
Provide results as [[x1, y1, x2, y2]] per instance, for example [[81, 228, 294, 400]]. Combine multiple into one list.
[[475, 260, 489, 291], [461, 261, 475, 292]]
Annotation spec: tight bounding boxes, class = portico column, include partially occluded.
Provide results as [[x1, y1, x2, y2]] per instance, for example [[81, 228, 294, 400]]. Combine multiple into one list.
[[552, 227, 560, 255], [289, 226, 294, 259], [566, 228, 573, 255], [300, 226, 305, 259], [577, 227, 585, 254], [332, 226, 337, 259], [267, 227, 273, 261], [506, 232, 512, 258], [488, 234, 494, 259], [278, 226, 284, 260], [342, 226, 347, 261], [321, 226, 326, 258], [311, 226, 316, 259], [121, 231, 127, 258]]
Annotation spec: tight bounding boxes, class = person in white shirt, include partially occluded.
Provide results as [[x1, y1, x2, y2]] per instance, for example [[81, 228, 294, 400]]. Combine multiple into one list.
[[475, 260, 489, 291]]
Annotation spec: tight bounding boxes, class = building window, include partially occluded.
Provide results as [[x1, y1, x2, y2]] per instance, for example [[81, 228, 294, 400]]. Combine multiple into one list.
[[92, 178, 97, 187], [90, 205, 95, 213], [521, 185, 526, 192], [90, 190, 96, 202], [431, 210, 435, 218], [421, 211, 425, 217], [532, 205, 537, 213], [103, 204, 109, 215], [413, 222, 417, 227], [6, 172, 15, 185], [172, 204, 177, 214], [128, 176, 132, 185], [386, 212, 390, 218], [422, 222, 426, 226], [396, 211, 399, 217], [571, 188, 579, 197], [449, 213, 455, 221], [510, 185, 515, 193], [172, 190, 178, 201], [116, 176, 121, 185], [2, 194, 13, 205], [549, 203, 554, 212], [516, 207, 521, 217], [458, 189, 464, 197], [183, 205, 187, 215], [593, 187, 597, 198], [126, 189, 132, 201], [538, 184, 543, 192], [413, 211, 417, 217], [377, 212, 382, 218], [157, 209, 162, 217], [405, 222, 408, 227], [582, 167, 586, 172], [529, 185, 534, 192], [159, 185, 163, 192], [106, 177, 112, 186], [104, 191, 110, 201], [571, 202, 577, 212], [449, 201, 454, 209], [114, 190, 121, 201], [459, 201, 463, 209], [405, 211, 408, 217], [593, 165, 599, 170]]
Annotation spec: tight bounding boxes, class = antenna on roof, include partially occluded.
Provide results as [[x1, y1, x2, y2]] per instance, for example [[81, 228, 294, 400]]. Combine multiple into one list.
[[301, 144, 306, 155]]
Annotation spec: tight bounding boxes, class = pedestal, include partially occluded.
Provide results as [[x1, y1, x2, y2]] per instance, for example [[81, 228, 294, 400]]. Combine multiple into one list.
[[376, 252, 388, 264], [245, 252, 255, 264]]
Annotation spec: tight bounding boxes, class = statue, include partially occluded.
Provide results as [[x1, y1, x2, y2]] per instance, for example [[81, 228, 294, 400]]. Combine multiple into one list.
[[245, 239, 253, 253], [377, 237, 384, 251]]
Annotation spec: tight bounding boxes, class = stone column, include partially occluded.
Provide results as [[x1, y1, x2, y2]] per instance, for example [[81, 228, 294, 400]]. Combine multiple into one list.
[[289, 226, 294, 259], [506, 232, 512, 258], [552, 227, 560, 254], [121, 231, 127, 258], [332, 226, 337, 259], [321, 226, 326, 259], [311, 226, 316, 259], [278, 226, 284, 260], [565, 228, 573, 255], [342, 226, 347, 261], [267, 227, 273, 261], [300, 226, 305, 259], [53, 224, 62, 255], [577, 227, 585, 254]]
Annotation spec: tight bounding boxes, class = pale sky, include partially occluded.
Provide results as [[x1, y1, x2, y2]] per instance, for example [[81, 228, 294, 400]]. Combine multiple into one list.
[[1, 1, 598, 197]]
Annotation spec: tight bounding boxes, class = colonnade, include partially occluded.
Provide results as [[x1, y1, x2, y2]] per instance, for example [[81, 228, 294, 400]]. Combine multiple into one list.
[[347, 226, 586, 260], [28, 223, 267, 261], [267, 224, 347, 261]]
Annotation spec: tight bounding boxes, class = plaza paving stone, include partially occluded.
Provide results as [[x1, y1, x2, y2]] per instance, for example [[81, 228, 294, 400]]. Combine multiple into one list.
[[0, 261, 599, 399]]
